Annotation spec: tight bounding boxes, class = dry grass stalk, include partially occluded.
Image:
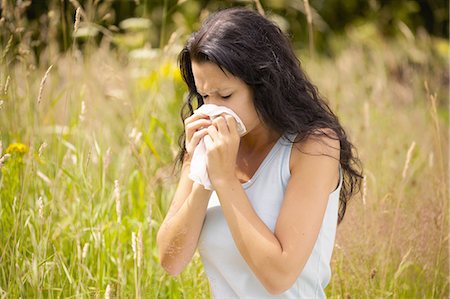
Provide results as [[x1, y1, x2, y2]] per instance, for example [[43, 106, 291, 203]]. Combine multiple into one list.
[[105, 284, 111, 299], [79, 100, 86, 122], [303, 0, 314, 56], [1, 35, 13, 63], [68, 0, 87, 19], [117, 247, 123, 286], [1, 0, 7, 19], [254, 0, 265, 16], [115, 178, 123, 290], [3, 75, 10, 94], [37, 196, 44, 220], [38, 142, 47, 157], [114, 180, 122, 224], [37, 170, 52, 186], [74, 7, 81, 33], [424, 81, 445, 180], [362, 175, 367, 206], [132, 232, 137, 261], [132, 228, 141, 297], [82, 242, 89, 260], [37, 64, 53, 104], [137, 226, 143, 269], [428, 152, 434, 168], [423, 83, 448, 298], [129, 127, 142, 145], [402, 141, 416, 179]]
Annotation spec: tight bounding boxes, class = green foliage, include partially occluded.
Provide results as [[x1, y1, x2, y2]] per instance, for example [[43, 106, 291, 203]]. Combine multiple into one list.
[[0, 0, 448, 60]]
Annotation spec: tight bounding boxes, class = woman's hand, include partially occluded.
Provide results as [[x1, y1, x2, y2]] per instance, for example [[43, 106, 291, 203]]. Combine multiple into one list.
[[203, 114, 240, 187], [184, 113, 212, 161]]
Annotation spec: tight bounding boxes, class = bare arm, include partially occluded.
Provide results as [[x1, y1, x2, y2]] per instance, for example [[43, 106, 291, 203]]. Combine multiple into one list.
[[156, 114, 213, 276], [156, 162, 212, 275]]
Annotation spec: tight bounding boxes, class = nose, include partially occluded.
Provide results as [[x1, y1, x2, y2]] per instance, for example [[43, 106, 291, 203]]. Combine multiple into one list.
[[203, 96, 221, 106]]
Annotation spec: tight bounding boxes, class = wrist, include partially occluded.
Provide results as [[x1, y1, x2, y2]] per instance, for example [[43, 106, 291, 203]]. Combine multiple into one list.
[[193, 182, 213, 197], [211, 174, 240, 190], [183, 153, 192, 165]]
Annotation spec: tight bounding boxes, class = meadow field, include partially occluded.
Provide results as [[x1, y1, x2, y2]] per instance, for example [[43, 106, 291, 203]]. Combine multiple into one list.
[[0, 2, 449, 299]]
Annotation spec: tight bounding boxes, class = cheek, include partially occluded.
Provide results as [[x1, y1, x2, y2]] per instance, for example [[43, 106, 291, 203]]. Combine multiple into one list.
[[229, 90, 257, 131], [240, 105, 259, 131]]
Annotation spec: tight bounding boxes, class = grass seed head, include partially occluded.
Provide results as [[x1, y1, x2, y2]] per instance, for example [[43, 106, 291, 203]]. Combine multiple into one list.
[[3, 75, 10, 94], [74, 7, 81, 33], [105, 284, 111, 299], [38, 142, 47, 157], [37, 196, 44, 220], [132, 232, 137, 261], [37, 65, 53, 104], [402, 141, 416, 179], [82, 242, 89, 260], [79, 100, 86, 122], [114, 180, 121, 224]]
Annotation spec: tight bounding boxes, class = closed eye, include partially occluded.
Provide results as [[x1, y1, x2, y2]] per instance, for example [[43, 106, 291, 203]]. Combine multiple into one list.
[[198, 93, 231, 100]]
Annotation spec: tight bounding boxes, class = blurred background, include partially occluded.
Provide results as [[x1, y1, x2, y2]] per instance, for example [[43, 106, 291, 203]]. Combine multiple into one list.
[[0, 0, 448, 60], [0, 0, 448, 298]]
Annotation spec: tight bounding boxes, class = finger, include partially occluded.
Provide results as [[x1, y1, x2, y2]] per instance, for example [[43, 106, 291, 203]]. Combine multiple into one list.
[[186, 118, 212, 132], [207, 125, 219, 141], [190, 128, 209, 147], [224, 115, 238, 135], [185, 113, 210, 132], [184, 113, 209, 126], [186, 119, 212, 140], [203, 134, 213, 149], [213, 116, 229, 135]]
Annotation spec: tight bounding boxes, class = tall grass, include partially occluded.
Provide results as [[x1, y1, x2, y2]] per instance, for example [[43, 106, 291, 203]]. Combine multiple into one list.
[[0, 3, 448, 299]]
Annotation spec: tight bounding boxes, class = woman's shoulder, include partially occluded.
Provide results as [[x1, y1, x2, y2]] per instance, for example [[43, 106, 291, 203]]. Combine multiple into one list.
[[289, 128, 340, 170]]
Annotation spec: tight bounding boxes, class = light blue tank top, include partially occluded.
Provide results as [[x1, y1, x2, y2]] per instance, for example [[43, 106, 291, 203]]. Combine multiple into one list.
[[198, 135, 343, 299]]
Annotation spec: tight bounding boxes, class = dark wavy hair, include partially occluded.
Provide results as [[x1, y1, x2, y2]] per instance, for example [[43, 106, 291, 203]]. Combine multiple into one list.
[[176, 7, 363, 224]]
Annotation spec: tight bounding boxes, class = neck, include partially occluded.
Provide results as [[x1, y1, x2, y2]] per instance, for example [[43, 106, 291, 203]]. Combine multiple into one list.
[[240, 123, 281, 154]]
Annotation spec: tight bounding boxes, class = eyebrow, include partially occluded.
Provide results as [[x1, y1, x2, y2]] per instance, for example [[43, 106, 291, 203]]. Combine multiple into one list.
[[196, 88, 232, 95]]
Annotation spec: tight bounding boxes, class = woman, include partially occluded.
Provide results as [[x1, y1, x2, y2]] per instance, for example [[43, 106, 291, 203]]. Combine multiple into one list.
[[157, 7, 362, 298]]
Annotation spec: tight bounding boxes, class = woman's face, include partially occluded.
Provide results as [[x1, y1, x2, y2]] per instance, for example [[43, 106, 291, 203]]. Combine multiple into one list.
[[191, 61, 261, 134]]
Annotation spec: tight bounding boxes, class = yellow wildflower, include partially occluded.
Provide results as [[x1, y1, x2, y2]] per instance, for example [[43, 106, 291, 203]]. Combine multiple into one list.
[[160, 60, 182, 83], [159, 60, 172, 78], [173, 68, 182, 83], [6, 143, 28, 155]]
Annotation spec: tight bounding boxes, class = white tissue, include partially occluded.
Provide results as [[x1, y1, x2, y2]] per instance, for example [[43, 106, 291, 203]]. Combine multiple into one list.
[[188, 104, 247, 190]]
